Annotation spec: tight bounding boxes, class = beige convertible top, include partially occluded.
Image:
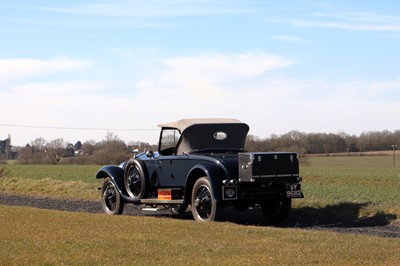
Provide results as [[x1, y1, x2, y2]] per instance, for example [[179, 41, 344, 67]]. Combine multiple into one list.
[[158, 118, 243, 132]]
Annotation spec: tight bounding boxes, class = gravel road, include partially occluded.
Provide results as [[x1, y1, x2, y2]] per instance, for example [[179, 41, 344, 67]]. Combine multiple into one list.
[[1, 193, 399, 238]]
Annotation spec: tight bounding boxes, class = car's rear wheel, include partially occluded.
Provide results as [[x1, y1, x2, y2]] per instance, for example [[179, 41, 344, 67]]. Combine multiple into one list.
[[261, 198, 291, 225], [101, 177, 124, 215], [124, 159, 148, 200], [191, 177, 221, 222]]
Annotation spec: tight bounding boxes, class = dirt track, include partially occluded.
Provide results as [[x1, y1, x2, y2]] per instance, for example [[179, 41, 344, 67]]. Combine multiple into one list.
[[1, 192, 399, 238]]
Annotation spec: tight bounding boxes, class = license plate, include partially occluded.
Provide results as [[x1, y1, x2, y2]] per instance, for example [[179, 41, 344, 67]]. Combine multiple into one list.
[[286, 184, 303, 198]]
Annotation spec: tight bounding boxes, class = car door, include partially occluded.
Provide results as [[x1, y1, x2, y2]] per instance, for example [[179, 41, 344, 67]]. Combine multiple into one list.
[[155, 155, 175, 187], [156, 128, 181, 187]]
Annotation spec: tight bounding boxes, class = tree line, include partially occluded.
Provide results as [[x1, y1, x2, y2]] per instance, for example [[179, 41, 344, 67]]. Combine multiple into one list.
[[1, 130, 399, 165], [15, 132, 157, 165], [246, 130, 400, 155]]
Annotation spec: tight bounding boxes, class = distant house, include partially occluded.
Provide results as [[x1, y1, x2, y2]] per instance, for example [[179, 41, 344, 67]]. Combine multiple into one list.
[[0, 138, 16, 159]]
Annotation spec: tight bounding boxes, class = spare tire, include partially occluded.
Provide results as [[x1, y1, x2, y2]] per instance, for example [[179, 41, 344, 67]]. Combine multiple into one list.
[[124, 159, 149, 200]]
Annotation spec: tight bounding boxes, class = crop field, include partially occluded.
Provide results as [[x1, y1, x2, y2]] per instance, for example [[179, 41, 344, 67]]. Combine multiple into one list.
[[300, 156, 400, 219], [1, 156, 400, 264], [0, 164, 100, 200]]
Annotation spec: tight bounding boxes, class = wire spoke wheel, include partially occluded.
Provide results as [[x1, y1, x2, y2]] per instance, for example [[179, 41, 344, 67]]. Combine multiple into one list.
[[191, 177, 221, 222], [103, 183, 116, 210], [124, 159, 148, 200], [126, 166, 142, 197], [195, 186, 212, 219], [101, 177, 124, 215]]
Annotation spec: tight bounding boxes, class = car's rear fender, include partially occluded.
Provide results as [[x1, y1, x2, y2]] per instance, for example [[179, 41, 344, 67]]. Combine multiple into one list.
[[96, 165, 139, 204], [185, 163, 227, 203]]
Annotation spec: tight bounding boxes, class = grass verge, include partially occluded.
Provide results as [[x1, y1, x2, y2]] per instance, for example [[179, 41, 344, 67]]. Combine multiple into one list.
[[1, 205, 400, 265]]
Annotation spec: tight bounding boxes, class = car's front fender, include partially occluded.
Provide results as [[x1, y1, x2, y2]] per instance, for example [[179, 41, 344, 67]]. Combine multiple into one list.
[[96, 165, 138, 204]]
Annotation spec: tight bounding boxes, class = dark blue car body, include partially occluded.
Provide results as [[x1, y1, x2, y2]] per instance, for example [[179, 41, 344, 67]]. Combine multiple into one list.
[[96, 118, 303, 223]]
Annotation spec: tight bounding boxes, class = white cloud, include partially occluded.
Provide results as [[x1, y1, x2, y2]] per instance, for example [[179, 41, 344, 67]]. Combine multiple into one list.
[[162, 52, 295, 81], [133, 52, 297, 117], [0, 52, 296, 145], [314, 11, 400, 24], [284, 19, 400, 31], [0, 57, 94, 84], [15, 1, 253, 30], [132, 52, 400, 138], [11, 80, 107, 96], [22, 0, 252, 17], [2, 52, 400, 146], [273, 9, 400, 32], [271, 35, 304, 43]]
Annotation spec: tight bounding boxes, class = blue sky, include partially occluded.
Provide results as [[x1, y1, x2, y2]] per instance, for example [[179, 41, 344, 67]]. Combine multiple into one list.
[[1, 0, 400, 146]]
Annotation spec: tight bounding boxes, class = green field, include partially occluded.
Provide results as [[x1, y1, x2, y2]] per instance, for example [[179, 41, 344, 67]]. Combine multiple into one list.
[[300, 156, 400, 218], [0, 164, 100, 200], [1, 157, 400, 265], [1, 156, 399, 218]]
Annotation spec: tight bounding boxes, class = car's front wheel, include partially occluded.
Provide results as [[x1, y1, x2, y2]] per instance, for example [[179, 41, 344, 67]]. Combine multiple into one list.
[[101, 177, 124, 215], [261, 198, 291, 225], [191, 177, 221, 222]]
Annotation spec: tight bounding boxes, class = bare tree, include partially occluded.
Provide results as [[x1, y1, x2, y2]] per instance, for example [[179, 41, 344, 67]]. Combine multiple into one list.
[[92, 132, 129, 165], [46, 138, 66, 164], [127, 141, 157, 153], [81, 140, 96, 155], [18, 144, 34, 164], [31, 137, 46, 151], [30, 137, 47, 163], [338, 132, 358, 154]]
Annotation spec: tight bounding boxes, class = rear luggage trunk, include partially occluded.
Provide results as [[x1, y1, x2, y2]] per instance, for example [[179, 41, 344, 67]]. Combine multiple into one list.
[[238, 152, 300, 183]]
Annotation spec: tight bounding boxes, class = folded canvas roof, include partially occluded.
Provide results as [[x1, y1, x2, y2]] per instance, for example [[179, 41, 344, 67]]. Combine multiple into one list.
[[158, 118, 243, 133]]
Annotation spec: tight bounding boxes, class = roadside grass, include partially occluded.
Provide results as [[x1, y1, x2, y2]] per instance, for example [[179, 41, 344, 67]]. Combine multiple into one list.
[[2, 205, 400, 265]]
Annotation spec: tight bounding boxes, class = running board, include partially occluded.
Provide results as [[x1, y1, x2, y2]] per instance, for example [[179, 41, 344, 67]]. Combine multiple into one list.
[[140, 199, 185, 205], [142, 207, 161, 212]]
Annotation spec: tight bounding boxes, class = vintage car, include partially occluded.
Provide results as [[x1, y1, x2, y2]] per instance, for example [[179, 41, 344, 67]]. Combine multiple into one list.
[[96, 118, 303, 223]]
